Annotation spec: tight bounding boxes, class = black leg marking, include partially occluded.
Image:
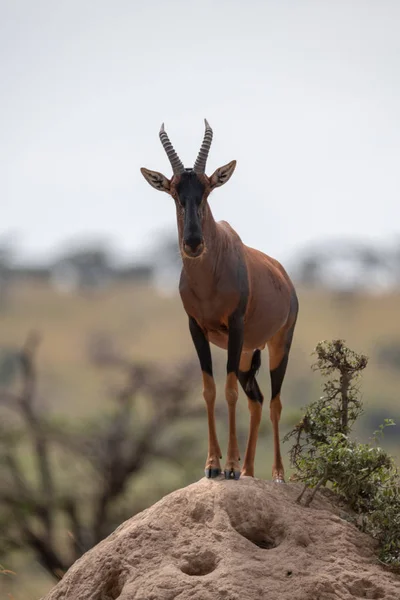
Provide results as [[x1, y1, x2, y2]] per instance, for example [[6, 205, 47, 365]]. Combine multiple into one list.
[[270, 290, 298, 400], [226, 255, 248, 376], [238, 349, 264, 404], [189, 316, 212, 376], [227, 311, 244, 375], [270, 353, 289, 400]]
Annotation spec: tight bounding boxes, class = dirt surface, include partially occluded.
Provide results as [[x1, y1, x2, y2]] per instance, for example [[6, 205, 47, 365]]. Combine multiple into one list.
[[42, 477, 400, 600]]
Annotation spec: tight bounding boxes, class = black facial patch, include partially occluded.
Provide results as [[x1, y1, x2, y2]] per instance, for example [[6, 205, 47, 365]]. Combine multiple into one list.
[[176, 170, 206, 207], [177, 170, 206, 250]]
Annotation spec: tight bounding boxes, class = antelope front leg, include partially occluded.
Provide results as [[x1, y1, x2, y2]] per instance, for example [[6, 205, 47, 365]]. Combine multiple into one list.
[[189, 316, 222, 478], [224, 312, 244, 480]]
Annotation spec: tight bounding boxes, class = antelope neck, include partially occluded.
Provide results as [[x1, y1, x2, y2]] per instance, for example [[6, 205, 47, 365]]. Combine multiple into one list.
[[180, 204, 223, 289]]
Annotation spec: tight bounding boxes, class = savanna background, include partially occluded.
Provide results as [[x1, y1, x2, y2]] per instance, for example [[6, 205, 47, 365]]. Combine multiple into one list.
[[1, 1, 399, 598]]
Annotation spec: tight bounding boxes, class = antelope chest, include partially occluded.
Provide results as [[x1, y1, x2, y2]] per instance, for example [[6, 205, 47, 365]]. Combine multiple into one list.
[[180, 285, 239, 331]]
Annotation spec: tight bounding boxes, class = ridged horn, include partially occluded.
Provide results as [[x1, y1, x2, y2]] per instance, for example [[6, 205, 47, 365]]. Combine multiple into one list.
[[159, 123, 185, 175], [193, 119, 213, 174]]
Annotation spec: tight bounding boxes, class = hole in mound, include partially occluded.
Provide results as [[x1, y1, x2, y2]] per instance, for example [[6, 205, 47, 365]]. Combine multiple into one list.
[[346, 579, 384, 599], [233, 524, 281, 550], [97, 570, 124, 600], [248, 533, 277, 549], [179, 550, 218, 576], [103, 579, 122, 600], [254, 536, 277, 549]]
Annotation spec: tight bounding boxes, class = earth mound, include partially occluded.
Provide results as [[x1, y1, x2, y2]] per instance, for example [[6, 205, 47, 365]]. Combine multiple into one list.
[[42, 477, 400, 600]]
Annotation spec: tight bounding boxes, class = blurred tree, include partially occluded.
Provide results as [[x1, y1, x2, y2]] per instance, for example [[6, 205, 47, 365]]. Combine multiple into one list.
[[50, 245, 114, 295], [392, 238, 400, 285], [293, 239, 397, 293], [149, 231, 181, 297], [0, 237, 14, 311], [0, 333, 205, 581], [295, 256, 319, 287]]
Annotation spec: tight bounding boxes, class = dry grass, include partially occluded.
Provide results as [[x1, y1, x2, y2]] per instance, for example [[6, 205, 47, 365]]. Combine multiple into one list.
[[1, 280, 399, 421]]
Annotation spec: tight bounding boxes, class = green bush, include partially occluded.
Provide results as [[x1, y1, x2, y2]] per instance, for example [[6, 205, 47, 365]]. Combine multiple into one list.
[[284, 340, 400, 568]]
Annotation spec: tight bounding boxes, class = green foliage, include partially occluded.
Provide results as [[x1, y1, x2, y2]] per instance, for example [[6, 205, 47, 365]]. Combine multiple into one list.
[[284, 339, 400, 568]]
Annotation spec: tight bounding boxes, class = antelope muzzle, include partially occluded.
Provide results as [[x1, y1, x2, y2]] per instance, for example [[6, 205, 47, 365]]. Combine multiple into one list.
[[182, 236, 205, 258]]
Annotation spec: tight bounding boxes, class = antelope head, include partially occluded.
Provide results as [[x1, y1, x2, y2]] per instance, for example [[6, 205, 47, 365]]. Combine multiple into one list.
[[141, 120, 236, 259]]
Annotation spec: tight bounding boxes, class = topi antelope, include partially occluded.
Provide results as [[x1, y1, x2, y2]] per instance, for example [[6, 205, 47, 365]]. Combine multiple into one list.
[[140, 120, 299, 482]]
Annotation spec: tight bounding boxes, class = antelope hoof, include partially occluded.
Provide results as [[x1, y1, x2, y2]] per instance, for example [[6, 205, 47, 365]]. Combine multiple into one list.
[[224, 468, 241, 480], [205, 467, 221, 479], [273, 477, 285, 484]]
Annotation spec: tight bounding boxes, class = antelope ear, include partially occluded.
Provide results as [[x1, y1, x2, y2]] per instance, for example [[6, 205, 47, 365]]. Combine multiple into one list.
[[140, 168, 171, 193], [209, 160, 237, 190]]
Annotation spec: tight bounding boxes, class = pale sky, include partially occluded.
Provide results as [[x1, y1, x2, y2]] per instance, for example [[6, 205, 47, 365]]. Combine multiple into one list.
[[1, 0, 399, 266]]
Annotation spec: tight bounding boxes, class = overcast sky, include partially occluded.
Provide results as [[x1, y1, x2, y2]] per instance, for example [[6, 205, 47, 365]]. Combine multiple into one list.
[[1, 0, 399, 265]]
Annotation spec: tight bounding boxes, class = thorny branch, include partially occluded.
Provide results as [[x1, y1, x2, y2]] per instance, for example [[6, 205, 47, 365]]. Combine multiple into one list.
[[0, 333, 203, 579], [19, 333, 55, 541], [284, 339, 368, 473]]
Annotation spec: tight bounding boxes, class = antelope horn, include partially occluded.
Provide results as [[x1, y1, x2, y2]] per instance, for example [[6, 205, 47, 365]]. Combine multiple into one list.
[[159, 123, 185, 175], [193, 119, 213, 174]]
